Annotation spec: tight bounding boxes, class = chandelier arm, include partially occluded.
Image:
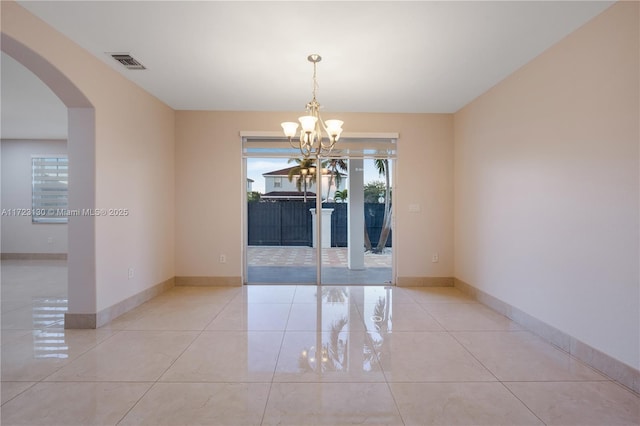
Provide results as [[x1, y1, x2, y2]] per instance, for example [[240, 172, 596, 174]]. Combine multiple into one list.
[[301, 143, 312, 158], [315, 121, 322, 145], [289, 137, 300, 150], [319, 115, 340, 150], [319, 121, 331, 149], [319, 140, 336, 155], [300, 131, 312, 158], [319, 120, 337, 151], [300, 131, 309, 148]]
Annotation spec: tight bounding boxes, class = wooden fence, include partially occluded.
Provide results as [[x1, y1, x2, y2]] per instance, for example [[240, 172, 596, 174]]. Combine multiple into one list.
[[247, 201, 391, 247]]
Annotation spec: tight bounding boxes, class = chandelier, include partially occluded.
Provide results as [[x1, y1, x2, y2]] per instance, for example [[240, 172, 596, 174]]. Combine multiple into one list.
[[281, 54, 344, 158]]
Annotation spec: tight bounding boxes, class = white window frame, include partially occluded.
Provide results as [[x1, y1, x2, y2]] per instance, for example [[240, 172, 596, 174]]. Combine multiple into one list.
[[32, 155, 68, 224]]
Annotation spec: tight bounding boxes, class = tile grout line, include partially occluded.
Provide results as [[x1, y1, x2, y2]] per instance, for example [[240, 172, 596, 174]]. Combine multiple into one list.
[[115, 287, 241, 425], [1, 324, 123, 408], [259, 286, 298, 425], [498, 381, 549, 426], [446, 329, 552, 426], [352, 301, 408, 425]]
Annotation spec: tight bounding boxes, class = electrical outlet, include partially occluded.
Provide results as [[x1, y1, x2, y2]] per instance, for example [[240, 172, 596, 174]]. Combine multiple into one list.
[[432, 253, 439, 263], [219, 254, 227, 263], [128, 267, 134, 279]]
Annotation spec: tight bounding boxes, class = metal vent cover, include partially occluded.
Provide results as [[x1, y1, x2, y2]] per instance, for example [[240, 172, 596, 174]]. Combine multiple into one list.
[[110, 54, 146, 70]]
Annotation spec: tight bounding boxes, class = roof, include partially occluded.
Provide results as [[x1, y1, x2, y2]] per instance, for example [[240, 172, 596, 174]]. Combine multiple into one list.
[[263, 166, 346, 177], [262, 191, 317, 200], [263, 167, 297, 177]]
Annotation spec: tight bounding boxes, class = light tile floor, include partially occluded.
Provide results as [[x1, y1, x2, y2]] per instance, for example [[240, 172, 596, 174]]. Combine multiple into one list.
[[1, 260, 639, 425]]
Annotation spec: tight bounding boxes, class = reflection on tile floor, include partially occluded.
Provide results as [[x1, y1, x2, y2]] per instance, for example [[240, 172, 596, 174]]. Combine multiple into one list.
[[247, 246, 392, 267], [2, 260, 639, 425], [246, 246, 393, 285]]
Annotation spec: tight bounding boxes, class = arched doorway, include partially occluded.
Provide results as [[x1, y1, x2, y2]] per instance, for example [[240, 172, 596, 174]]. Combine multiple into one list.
[[1, 33, 97, 328]]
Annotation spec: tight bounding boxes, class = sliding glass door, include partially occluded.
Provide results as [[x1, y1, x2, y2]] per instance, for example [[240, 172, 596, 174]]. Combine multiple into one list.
[[320, 157, 394, 285], [245, 156, 317, 284], [243, 133, 397, 285]]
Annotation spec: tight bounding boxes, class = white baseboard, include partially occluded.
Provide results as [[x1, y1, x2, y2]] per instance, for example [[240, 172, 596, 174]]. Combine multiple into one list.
[[175, 276, 242, 286], [65, 276, 174, 329], [1, 253, 67, 260], [397, 276, 454, 287], [454, 278, 640, 394]]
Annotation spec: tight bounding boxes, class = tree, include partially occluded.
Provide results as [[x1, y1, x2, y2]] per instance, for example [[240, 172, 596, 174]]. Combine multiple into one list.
[[373, 159, 392, 253], [363, 181, 386, 251], [334, 189, 348, 202], [362, 180, 387, 251], [287, 157, 318, 202], [363, 181, 387, 203], [247, 191, 261, 202], [324, 159, 347, 201]]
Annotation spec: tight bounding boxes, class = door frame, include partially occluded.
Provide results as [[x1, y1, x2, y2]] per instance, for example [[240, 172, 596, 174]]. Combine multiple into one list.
[[241, 131, 399, 286]]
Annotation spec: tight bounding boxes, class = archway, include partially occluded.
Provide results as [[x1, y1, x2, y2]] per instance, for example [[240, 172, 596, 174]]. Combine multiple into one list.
[[2, 33, 97, 327]]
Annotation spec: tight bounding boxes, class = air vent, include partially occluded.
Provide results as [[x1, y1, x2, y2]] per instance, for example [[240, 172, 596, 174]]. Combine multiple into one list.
[[110, 54, 146, 70]]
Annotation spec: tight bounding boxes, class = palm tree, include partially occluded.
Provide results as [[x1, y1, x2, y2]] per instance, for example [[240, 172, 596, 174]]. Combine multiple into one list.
[[364, 224, 372, 251], [324, 159, 347, 201], [296, 316, 349, 373], [363, 295, 390, 371], [322, 286, 349, 303], [287, 157, 317, 202], [334, 189, 348, 203], [373, 159, 392, 253], [326, 317, 349, 371]]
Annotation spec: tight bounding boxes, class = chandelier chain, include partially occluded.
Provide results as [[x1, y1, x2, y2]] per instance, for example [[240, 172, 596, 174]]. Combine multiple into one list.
[[311, 60, 319, 103]]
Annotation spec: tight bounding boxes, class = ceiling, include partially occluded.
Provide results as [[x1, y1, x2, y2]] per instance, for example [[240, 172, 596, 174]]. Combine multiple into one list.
[[2, 1, 614, 139]]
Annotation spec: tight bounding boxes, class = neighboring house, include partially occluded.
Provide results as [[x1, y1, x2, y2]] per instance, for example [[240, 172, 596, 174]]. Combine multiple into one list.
[[262, 166, 345, 201], [246, 178, 254, 192]]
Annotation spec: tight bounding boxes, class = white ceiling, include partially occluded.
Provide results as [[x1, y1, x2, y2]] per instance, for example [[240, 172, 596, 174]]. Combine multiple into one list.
[[2, 1, 614, 139]]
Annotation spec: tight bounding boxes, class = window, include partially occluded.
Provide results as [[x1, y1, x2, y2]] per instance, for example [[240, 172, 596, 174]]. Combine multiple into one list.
[[32, 156, 68, 223], [274, 177, 282, 188]]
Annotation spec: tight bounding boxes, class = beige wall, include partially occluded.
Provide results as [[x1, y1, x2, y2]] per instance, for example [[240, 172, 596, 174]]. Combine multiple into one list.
[[175, 111, 454, 282], [454, 2, 639, 369], [2, 1, 176, 313]]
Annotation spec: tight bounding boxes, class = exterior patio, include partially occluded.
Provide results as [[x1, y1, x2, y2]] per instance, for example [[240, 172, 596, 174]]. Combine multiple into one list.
[[246, 246, 392, 285]]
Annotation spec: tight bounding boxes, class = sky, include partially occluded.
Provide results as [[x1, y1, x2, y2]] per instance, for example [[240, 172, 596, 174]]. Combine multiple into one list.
[[247, 158, 392, 194]]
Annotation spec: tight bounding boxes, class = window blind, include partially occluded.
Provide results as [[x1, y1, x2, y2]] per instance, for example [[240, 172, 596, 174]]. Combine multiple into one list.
[[32, 156, 68, 223]]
